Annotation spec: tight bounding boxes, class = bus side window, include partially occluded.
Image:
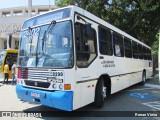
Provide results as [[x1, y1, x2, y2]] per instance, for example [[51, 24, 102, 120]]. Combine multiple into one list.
[[124, 38, 132, 58], [75, 23, 89, 61], [113, 33, 124, 57], [132, 41, 138, 59], [146, 49, 152, 60], [98, 26, 112, 55], [75, 22, 97, 67], [138, 44, 143, 59]]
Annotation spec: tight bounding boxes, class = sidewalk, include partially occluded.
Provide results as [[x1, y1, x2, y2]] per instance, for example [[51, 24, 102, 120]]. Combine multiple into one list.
[[147, 74, 160, 85], [0, 78, 12, 85], [145, 73, 160, 89]]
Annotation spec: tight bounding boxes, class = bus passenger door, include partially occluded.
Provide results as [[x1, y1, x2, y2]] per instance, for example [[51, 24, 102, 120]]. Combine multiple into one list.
[[74, 14, 98, 108]]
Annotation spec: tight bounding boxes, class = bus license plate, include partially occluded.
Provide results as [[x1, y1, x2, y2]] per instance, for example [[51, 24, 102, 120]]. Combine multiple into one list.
[[31, 92, 40, 98]]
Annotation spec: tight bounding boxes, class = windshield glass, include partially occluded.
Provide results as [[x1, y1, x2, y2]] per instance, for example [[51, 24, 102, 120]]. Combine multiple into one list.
[[0, 50, 6, 65], [19, 21, 73, 68]]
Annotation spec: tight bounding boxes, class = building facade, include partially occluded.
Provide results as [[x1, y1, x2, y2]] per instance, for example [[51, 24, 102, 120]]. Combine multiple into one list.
[[0, 5, 56, 51]]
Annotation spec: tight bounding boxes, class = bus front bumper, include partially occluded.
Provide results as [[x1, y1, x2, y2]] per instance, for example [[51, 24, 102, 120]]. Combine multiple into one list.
[[16, 85, 73, 111]]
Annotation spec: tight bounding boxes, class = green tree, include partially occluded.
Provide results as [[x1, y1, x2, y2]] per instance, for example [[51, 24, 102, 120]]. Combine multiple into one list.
[[102, 0, 160, 45], [55, 0, 74, 7], [152, 33, 159, 56]]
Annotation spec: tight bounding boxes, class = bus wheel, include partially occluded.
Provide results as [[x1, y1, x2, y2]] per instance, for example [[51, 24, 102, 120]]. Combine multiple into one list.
[[140, 71, 146, 85], [94, 77, 107, 108]]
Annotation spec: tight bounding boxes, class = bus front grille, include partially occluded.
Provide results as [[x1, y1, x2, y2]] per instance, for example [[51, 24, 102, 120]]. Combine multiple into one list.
[[27, 69, 53, 80], [24, 80, 50, 88]]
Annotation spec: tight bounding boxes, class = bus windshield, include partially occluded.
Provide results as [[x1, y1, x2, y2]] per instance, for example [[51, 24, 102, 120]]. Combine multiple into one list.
[[0, 50, 6, 65], [19, 21, 73, 68]]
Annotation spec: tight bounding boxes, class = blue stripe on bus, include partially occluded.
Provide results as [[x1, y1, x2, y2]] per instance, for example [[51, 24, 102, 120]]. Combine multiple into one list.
[[16, 85, 73, 111]]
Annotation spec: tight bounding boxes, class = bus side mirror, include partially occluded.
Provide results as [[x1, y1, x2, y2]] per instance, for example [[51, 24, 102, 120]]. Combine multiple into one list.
[[85, 23, 92, 38]]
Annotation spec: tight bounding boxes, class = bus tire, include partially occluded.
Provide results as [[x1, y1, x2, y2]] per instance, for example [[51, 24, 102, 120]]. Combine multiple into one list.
[[94, 77, 107, 108], [140, 71, 146, 85]]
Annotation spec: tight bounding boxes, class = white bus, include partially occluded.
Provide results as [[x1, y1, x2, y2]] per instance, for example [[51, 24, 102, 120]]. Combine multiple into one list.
[[16, 5, 152, 111]]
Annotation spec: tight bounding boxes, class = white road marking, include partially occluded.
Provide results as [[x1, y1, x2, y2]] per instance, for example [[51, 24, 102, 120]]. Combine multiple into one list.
[[125, 88, 154, 91], [145, 84, 160, 89], [130, 93, 150, 98], [143, 101, 160, 110], [125, 84, 160, 92]]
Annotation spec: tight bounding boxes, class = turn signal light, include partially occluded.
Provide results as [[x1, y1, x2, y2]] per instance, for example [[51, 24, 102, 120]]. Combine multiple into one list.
[[64, 84, 71, 90]]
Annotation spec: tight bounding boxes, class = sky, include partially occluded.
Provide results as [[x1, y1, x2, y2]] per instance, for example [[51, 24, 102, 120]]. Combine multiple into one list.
[[0, 0, 55, 9]]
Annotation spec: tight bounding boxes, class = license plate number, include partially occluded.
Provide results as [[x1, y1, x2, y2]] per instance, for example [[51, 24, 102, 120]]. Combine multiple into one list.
[[31, 92, 40, 98]]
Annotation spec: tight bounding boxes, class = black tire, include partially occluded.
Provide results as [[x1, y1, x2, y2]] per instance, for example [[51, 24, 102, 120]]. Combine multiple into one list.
[[94, 77, 107, 108], [140, 71, 146, 85]]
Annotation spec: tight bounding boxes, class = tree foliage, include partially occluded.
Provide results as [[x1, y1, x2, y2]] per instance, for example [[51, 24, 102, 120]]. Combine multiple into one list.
[[55, 0, 160, 49], [152, 33, 159, 56]]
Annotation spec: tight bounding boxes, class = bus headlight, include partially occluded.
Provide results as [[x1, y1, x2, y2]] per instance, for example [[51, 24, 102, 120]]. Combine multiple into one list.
[[52, 84, 57, 89], [59, 84, 63, 90]]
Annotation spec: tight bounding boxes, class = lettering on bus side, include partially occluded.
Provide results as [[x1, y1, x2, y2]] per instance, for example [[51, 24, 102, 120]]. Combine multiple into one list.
[[101, 60, 115, 68]]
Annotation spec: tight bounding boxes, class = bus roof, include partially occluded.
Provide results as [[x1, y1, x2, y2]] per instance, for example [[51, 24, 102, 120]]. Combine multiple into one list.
[[22, 6, 71, 29], [23, 5, 151, 49]]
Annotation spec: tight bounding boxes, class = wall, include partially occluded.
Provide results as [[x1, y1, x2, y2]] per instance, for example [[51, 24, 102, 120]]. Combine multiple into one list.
[[0, 5, 56, 50]]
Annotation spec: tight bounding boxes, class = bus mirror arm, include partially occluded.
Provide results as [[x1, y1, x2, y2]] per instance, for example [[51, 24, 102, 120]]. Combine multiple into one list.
[[77, 15, 86, 23]]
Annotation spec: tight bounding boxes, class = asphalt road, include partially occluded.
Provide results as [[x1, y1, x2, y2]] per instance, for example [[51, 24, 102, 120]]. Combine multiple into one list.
[[0, 77, 160, 120]]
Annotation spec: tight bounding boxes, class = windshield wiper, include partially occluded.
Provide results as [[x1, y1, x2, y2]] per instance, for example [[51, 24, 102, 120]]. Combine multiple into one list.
[[42, 20, 56, 51], [36, 20, 56, 66], [48, 20, 56, 34], [28, 27, 33, 54], [42, 30, 46, 51]]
